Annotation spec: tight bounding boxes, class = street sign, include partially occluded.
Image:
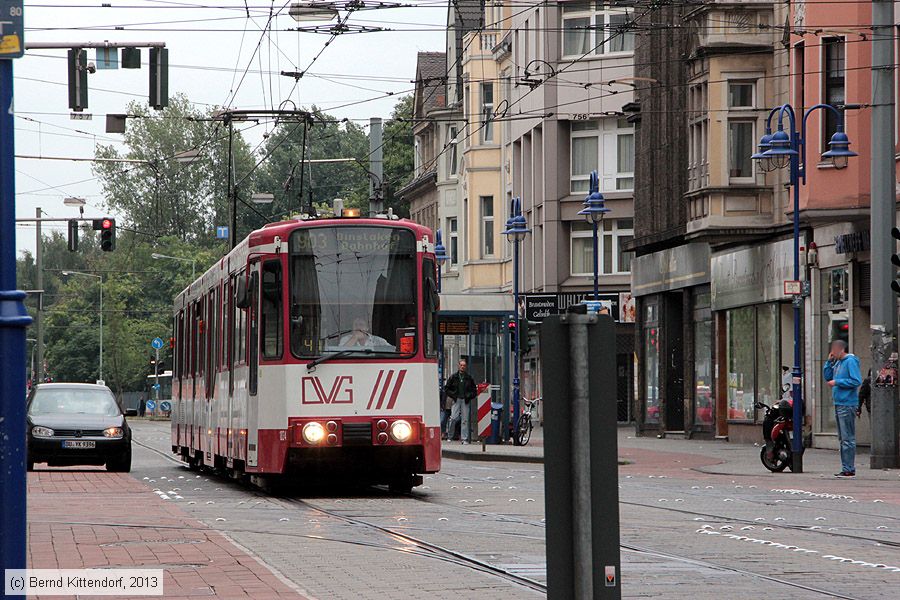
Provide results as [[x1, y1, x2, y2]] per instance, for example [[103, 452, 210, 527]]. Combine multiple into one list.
[[160, 401, 171, 412], [145, 400, 156, 411], [216, 226, 229, 240], [151, 337, 164, 350], [0, 1, 24, 59], [152, 383, 160, 391], [784, 280, 802, 295]]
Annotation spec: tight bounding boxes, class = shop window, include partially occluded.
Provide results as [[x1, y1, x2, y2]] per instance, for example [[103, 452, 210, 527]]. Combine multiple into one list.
[[693, 290, 713, 427], [726, 304, 780, 421], [643, 299, 660, 425]]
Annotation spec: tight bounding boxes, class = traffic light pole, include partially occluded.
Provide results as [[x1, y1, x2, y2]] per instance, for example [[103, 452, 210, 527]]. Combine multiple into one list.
[[871, 0, 900, 469]]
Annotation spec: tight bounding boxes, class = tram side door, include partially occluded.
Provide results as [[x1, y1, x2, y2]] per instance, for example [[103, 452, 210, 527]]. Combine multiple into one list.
[[246, 260, 261, 467]]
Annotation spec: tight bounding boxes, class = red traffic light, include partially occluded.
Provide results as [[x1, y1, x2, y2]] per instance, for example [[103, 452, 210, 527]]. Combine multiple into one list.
[[101, 218, 113, 229]]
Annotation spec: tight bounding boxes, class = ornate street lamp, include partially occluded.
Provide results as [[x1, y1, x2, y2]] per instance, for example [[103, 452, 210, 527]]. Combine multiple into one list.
[[502, 197, 529, 443], [577, 170, 610, 301], [750, 102, 857, 473]]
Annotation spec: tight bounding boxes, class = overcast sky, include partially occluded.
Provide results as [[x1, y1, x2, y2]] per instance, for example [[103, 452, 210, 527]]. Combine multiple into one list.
[[12, 1, 447, 255]]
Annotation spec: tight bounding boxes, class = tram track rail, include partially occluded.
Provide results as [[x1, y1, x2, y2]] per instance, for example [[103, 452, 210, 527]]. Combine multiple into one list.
[[131, 432, 890, 599]]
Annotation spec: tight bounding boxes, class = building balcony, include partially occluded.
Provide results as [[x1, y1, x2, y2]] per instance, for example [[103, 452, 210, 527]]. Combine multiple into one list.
[[686, 3, 777, 53]]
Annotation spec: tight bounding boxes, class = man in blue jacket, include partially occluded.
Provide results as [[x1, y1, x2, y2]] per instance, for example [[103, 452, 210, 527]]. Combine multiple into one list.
[[823, 340, 862, 477]]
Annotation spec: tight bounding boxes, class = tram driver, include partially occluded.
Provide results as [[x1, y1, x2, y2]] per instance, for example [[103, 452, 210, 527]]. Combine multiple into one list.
[[340, 317, 390, 348]]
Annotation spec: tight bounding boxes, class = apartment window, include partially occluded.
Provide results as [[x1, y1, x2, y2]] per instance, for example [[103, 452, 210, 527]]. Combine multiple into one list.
[[448, 217, 458, 269], [570, 218, 634, 275], [571, 121, 599, 192], [794, 42, 805, 114], [481, 82, 494, 142], [616, 125, 634, 190], [727, 80, 757, 181], [823, 37, 845, 150], [570, 119, 634, 193], [481, 196, 494, 257], [447, 125, 458, 176], [562, 2, 634, 57]]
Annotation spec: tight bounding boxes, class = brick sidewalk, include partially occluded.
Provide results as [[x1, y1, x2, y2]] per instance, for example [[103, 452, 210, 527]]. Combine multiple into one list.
[[27, 470, 308, 599]]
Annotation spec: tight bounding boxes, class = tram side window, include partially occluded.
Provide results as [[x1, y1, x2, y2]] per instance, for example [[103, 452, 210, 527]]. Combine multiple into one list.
[[198, 301, 206, 380], [233, 271, 247, 367], [423, 258, 437, 357], [222, 280, 230, 371], [190, 304, 198, 377], [261, 261, 283, 360], [174, 314, 181, 380]]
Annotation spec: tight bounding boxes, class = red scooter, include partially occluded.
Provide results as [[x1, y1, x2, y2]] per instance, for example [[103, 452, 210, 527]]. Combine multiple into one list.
[[757, 398, 794, 472]]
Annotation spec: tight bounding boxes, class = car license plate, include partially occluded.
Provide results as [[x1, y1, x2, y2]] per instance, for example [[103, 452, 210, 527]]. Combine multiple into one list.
[[62, 440, 96, 449]]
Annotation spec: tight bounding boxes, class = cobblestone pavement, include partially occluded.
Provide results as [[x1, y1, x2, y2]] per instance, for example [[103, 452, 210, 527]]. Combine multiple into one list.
[[117, 421, 900, 599]]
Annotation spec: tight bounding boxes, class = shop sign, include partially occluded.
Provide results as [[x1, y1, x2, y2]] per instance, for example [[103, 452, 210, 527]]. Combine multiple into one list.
[[834, 230, 869, 254], [711, 238, 796, 310], [631, 243, 711, 297], [524, 292, 634, 322]]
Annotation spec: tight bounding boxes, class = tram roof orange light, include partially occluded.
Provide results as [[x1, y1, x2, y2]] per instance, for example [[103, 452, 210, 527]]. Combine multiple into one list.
[[341, 208, 361, 218]]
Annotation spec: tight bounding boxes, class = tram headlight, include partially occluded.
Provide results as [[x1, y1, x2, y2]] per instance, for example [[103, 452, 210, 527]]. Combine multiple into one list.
[[302, 422, 326, 445], [389, 420, 413, 443]]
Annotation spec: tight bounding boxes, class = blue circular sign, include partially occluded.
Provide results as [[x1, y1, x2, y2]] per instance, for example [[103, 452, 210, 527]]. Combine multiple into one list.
[[145, 400, 157, 411], [160, 401, 171, 412], [151, 337, 164, 350]]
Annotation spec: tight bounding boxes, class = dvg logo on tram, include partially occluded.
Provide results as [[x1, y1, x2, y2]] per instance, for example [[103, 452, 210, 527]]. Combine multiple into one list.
[[300, 369, 408, 409]]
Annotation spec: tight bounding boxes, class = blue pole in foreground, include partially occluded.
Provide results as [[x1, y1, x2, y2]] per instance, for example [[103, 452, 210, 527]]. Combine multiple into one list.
[[0, 58, 33, 580]]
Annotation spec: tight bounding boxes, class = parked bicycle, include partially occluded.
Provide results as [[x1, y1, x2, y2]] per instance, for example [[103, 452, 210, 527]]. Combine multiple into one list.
[[515, 397, 539, 446]]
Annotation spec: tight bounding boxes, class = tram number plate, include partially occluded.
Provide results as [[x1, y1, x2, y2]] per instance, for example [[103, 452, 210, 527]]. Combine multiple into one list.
[[62, 440, 96, 449]]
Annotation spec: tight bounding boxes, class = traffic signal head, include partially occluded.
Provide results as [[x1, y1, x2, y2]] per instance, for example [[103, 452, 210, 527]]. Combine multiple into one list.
[[93, 217, 116, 251], [67, 219, 79, 252], [507, 319, 517, 352]]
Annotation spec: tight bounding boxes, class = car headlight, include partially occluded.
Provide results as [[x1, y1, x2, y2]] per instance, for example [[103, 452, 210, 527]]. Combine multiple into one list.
[[302, 422, 326, 445], [32, 426, 54, 438], [103, 427, 124, 439], [389, 420, 413, 443]]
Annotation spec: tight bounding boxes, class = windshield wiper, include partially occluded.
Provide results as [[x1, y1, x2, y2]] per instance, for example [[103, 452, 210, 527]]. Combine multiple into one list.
[[306, 348, 374, 370]]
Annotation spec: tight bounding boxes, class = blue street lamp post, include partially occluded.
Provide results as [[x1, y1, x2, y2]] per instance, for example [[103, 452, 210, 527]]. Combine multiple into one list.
[[503, 198, 529, 443], [578, 171, 610, 301], [751, 103, 857, 473], [434, 230, 448, 406], [1, 58, 33, 576]]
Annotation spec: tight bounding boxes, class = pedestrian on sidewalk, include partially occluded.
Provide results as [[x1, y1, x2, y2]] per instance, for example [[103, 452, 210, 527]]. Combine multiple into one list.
[[440, 380, 453, 440], [823, 339, 862, 477], [445, 359, 477, 444]]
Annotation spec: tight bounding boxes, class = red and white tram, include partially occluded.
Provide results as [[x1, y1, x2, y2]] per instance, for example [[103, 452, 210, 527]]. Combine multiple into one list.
[[170, 214, 441, 490]]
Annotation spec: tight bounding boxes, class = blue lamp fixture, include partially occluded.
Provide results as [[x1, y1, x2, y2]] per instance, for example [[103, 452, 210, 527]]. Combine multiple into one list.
[[434, 228, 448, 292], [749, 102, 857, 474], [502, 197, 529, 444], [577, 170, 610, 301]]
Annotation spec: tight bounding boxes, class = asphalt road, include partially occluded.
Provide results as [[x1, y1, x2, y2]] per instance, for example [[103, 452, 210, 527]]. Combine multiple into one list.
[[129, 421, 900, 600]]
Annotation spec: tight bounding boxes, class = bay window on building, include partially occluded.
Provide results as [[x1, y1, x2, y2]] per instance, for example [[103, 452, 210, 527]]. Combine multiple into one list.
[[726, 304, 779, 422], [726, 80, 758, 182], [570, 119, 635, 193], [481, 82, 494, 142], [481, 196, 494, 257], [570, 218, 634, 276], [688, 82, 709, 192], [562, 2, 634, 57]]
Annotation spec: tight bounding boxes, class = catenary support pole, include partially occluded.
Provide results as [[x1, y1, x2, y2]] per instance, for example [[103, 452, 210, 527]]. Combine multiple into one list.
[[35, 205, 43, 383], [369, 117, 383, 216], [870, 0, 900, 469], [568, 312, 593, 599], [227, 117, 236, 249], [0, 57, 33, 587]]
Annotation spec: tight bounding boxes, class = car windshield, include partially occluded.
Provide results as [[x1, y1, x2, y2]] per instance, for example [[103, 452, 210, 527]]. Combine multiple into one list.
[[29, 388, 120, 417], [290, 226, 417, 357]]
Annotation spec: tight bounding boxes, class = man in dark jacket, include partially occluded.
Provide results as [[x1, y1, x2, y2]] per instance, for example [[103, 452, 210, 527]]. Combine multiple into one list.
[[445, 359, 477, 444]]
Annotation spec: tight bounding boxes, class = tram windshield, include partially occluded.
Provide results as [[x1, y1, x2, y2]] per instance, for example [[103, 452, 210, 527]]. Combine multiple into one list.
[[289, 226, 418, 357]]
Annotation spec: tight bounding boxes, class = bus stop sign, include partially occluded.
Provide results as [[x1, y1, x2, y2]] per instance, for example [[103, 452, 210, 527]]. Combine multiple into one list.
[[0, 1, 24, 59]]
